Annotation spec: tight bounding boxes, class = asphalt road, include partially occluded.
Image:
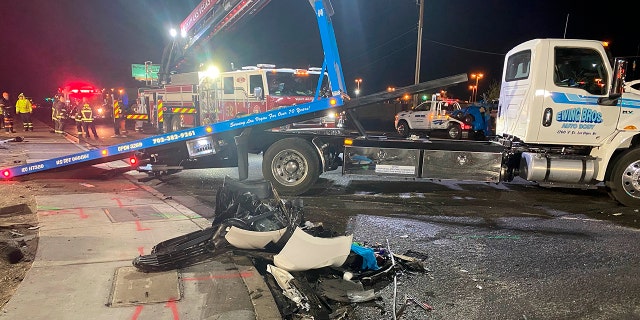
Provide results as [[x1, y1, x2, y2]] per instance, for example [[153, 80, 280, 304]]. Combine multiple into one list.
[[24, 114, 640, 319], [139, 152, 640, 320]]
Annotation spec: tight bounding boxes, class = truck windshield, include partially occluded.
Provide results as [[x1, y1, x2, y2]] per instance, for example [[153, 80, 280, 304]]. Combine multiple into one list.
[[267, 72, 326, 97], [70, 94, 103, 109]]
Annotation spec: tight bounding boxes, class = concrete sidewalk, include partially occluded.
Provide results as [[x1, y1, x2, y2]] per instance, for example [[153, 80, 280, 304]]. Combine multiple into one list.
[[0, 119, 280, 319]]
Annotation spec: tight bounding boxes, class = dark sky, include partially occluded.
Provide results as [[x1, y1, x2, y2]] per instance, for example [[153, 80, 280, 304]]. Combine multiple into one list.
[[0, 0, 635, 103]]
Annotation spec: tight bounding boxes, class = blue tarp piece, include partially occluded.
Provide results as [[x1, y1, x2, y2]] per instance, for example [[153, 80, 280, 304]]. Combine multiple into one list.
[[351, 243, 380, 271]]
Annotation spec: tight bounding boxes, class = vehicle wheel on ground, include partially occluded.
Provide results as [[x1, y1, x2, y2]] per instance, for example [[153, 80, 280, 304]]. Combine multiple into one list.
[[396, 120, 411, 138], [262, 138, 320, 196], [606, 147, 640, 207], [447, 123, 462, 139]]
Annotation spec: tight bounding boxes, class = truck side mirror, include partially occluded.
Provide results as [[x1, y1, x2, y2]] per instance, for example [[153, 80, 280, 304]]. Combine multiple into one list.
[[610, 58, 626, 97], [599, 58, 625, 106], [254, 87, 264, 100]]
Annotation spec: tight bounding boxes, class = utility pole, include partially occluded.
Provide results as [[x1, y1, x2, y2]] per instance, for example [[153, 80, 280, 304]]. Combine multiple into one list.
[[414, 0, 424, 107]]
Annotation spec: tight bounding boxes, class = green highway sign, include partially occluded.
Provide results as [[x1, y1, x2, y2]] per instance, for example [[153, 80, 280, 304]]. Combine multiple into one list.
[[131, 64, 160, 81]]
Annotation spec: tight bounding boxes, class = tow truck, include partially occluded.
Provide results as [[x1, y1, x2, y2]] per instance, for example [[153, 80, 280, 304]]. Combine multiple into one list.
[[394, 98, 470, 139], [2, 2, 640, 208]]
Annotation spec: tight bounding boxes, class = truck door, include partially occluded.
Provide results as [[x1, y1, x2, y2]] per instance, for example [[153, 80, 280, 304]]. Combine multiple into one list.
[[429, 101, 448, 130], [411, 101, 430, 130], [538, 40, 616, 145]]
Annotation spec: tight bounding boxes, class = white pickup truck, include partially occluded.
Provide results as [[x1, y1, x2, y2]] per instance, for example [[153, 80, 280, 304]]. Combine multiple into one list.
[[394, 100, 471, 139]]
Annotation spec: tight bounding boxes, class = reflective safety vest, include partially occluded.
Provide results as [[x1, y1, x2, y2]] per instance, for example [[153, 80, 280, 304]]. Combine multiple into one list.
[[80, 104, 94, 122]]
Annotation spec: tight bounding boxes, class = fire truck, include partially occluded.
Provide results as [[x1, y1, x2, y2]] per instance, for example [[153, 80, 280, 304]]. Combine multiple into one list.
[[57, 82, 110, 121], [135, 64, 338, 132]]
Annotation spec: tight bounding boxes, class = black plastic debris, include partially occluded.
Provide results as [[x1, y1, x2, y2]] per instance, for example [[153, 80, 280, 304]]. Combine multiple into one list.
[[133, 176, 304, 272]]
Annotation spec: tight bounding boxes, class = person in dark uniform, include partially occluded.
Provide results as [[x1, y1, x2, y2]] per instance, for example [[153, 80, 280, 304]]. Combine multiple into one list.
[[1, 92, 16, 133]]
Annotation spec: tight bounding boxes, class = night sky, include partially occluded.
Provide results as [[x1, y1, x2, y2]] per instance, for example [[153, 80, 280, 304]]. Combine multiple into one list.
[[0, 0, 635, 103]]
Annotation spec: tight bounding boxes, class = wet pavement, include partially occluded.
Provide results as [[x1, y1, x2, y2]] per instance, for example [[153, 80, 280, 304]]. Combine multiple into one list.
[[3, 117, 640, 319]]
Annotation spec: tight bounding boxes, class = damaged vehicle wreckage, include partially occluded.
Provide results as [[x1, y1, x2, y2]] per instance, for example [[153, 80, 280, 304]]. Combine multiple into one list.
[[133, 177, 430, 319]]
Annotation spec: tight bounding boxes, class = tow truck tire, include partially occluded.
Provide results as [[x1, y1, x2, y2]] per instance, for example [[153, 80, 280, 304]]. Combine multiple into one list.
[[397, 120, 411, 138], [447, 123, 462, 139], [606, 148, 640, 207], [262, 138, 320, 196]]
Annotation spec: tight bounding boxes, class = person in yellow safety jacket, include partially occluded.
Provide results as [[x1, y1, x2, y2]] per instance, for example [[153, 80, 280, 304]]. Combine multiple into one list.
[[80, 102, 99, 139], [15, 93, 33, 131]]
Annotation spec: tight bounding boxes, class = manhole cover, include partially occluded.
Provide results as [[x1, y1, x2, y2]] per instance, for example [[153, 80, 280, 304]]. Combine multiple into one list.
[[108, 266, 181, 307], [103, 205, 165, 222]]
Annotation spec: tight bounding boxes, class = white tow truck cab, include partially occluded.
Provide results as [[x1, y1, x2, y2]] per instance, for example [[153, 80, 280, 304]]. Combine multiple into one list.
[[346, 38, 640, 207], [497, 38, 640, 206]]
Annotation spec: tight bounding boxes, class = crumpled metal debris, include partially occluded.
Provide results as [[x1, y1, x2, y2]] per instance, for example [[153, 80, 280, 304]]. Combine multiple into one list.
[[266, 264, 310, 312]]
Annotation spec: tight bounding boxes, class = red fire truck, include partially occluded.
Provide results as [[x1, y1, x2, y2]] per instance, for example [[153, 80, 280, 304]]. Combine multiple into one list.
[[58, 82, 110, 121], [136, 64, 339, 132]]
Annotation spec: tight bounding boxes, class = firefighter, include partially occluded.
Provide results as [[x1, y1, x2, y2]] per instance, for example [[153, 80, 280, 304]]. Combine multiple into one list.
[[52, 94, 67, 134], [80, 99, 99, 139], [1, 92, 15, 133], [72, 101, 84, 137], [15, 93, 33, 131]]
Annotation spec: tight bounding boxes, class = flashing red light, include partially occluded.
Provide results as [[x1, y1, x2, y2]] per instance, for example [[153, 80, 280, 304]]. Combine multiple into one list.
[[2, 169, 11, 178], [129, 157, 138, 166], [462, 124, 472, 130]]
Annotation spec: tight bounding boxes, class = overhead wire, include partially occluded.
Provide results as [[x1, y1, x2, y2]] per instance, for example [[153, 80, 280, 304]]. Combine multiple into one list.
[[346, 27, 506, 74]]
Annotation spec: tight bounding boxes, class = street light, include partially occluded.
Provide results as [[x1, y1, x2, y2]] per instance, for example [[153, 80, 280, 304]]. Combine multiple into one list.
[[469, 85, 476, 103], [355, 78, 362, 96], [470, 73, 484, 102]]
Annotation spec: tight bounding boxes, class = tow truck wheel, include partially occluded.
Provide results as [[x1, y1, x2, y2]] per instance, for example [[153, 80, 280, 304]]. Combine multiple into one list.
[[606, 148, 640, 207], [447, 123, 462, 139], [262, 138, 320, 196], [397, 120, 411, 138]]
